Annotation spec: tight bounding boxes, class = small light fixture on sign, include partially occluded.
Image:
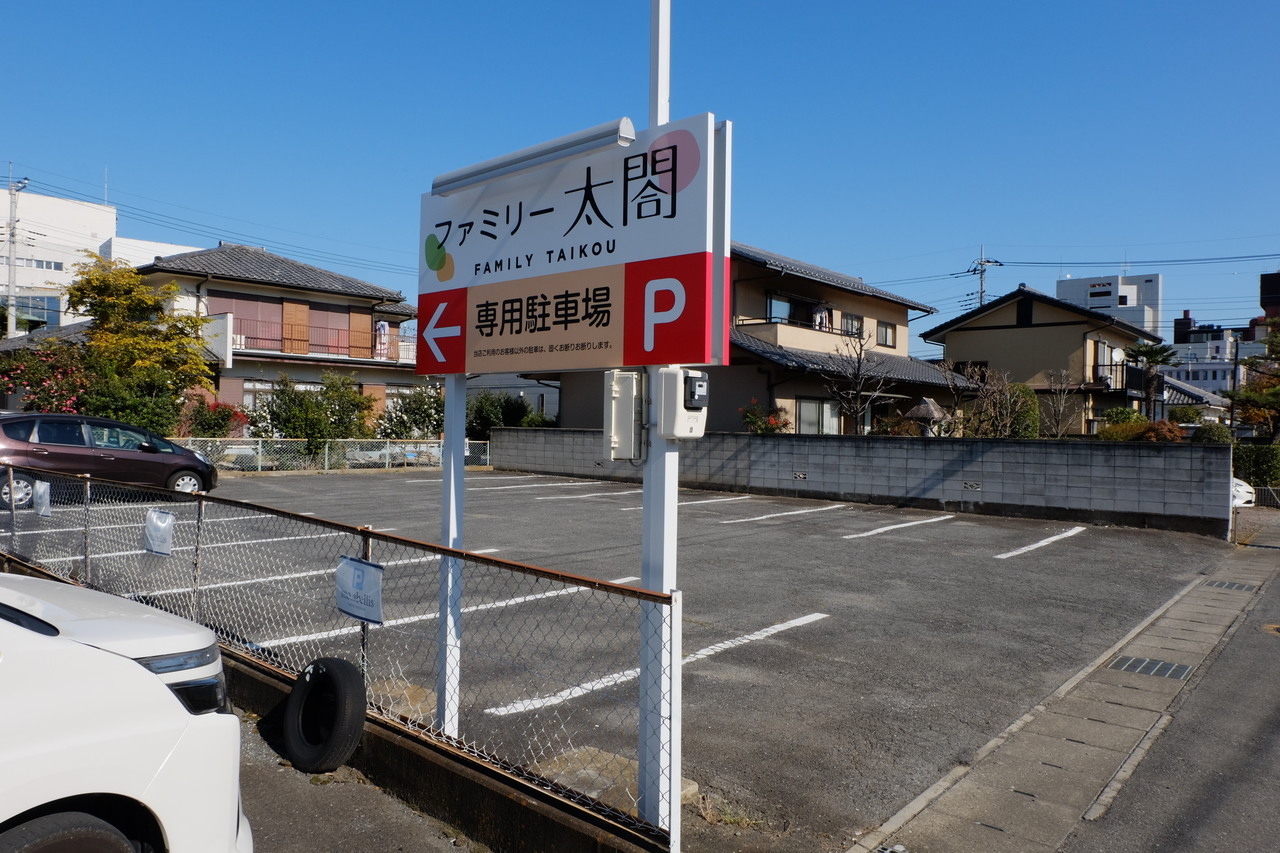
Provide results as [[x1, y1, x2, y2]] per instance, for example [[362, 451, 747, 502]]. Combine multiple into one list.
[[432, 117, 636, 197]]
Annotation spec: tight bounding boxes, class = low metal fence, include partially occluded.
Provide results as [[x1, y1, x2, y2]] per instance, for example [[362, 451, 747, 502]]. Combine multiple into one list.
[[0, 466, 675, 846], [174, 438, 489, 472], [1253, 486, 1280, 509]]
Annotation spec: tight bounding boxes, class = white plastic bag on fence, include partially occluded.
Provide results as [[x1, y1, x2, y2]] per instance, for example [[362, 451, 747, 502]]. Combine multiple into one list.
[[33, 481, 51, 518], [142, 508, 176, 556]]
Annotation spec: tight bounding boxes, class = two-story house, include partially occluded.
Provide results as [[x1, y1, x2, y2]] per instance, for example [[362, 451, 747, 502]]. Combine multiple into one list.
[[135, 243, 426, 413], [554, 242, 961, 434], [919, 284, 1162, 434]]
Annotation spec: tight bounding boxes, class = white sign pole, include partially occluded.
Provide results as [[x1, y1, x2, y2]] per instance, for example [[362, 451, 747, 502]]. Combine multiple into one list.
[[639, 0, 680, 846], [437, 372, 465, 737]]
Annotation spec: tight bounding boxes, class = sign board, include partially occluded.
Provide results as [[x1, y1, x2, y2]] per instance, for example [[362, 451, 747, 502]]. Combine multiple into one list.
[[335, 555, 384, 624], [418, 113, 728, 375]]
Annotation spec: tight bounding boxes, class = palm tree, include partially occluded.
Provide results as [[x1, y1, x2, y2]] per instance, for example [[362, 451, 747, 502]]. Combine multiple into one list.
[[1123, 342, 1181, 420]]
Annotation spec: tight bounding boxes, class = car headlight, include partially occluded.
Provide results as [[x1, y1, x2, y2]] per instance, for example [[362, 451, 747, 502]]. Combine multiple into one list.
[[167, 673, 230, 715], [135, 642, 231, 715], [193, 450, 212, 466]]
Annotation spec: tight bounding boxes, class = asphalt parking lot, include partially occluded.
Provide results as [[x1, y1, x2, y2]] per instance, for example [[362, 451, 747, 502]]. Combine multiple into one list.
[[215, 469, 1234, 853]]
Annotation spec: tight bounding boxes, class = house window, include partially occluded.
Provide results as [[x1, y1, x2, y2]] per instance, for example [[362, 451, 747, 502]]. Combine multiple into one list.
[[242, 380, 275, 410], [841, 313, 864, 338], [797, 398, 841, 435], [876, 321, 897, 348], [767, 292, 821, 327]]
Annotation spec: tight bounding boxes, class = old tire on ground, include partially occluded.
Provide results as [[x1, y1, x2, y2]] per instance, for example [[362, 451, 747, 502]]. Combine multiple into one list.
[[0, 811, 134, 852], [282, 656, 365, 773]]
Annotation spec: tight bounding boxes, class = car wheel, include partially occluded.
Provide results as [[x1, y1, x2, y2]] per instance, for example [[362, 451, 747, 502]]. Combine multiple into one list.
[[0, 472, 35, 510], [166, 470, 204, 493], [0, 811, 134, 852], [282, 657, 366, 773]]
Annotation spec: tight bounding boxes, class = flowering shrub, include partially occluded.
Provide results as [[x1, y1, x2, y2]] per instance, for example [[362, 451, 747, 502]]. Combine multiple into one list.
[[0, 344, 88, 413], [178, 396, 249, 438], [739, 398, 791, 434]]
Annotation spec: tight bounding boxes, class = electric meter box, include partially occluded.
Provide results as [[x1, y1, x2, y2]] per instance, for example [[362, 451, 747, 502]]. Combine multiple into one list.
[[658, 367, 709, 439], [604, 369, 645, 460]]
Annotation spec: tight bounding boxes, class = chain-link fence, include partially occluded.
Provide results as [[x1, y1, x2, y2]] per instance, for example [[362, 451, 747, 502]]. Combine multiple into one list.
[[174, 438, 489, 472], [0, 465, 675, 845]]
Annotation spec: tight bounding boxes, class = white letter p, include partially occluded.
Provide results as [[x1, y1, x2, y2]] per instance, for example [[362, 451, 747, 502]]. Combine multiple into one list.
[[644, 278, 685, 352]]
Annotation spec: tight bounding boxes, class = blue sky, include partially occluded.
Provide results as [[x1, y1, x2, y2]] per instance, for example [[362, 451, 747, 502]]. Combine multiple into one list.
[[7, 1, 1277, 356]]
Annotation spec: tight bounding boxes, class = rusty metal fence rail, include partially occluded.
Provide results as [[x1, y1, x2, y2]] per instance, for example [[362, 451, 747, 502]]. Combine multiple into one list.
[[174, 438, 489, 472], [0, 465, 674, 845]]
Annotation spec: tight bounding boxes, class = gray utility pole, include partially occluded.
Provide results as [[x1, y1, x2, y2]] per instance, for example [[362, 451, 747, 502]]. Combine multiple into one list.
[[6, 170, 29, 340], [968, 245, 1003, 306]]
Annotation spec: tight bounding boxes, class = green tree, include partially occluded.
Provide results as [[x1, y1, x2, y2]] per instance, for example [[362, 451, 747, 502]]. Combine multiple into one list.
[[466, 390, 532, 441], [0, 254, 213, 434], [1123, 342, 1180, 420], [80, 366, 185, 435], [66, 253, 213, 393], [1009, 383, 1040, 438], [1190, 422, 1233, 444], [1167, 405, 1203, 425], [1103, 406, 1147, 425], [251, 372, 373, 454], [375, 385, 445, 439]]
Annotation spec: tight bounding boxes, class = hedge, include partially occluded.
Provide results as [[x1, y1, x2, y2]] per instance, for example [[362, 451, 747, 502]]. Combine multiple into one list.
[[1233, 445, 1280, 486]]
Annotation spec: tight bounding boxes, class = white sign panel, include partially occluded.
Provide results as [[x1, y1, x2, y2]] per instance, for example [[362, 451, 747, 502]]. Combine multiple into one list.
[[335, 555, 384, 625], [418, 113, 729, 374]]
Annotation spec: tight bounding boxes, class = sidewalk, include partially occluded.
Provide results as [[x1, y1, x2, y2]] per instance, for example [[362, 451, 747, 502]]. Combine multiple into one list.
[[850, 508, 1280, 853]]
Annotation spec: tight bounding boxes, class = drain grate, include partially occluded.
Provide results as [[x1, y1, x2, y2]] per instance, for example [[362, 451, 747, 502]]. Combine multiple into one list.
[[1204, 580, 1257, 592], [1109, 655, 1193, 680]]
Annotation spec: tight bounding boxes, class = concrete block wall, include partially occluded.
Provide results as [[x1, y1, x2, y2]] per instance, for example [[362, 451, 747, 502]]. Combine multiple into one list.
[[491, 429, 1234, 538]]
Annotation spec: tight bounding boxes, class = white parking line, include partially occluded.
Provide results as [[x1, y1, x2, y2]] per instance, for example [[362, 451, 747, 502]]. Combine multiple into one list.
[[469, 482, 592, 491], [256, 576, 641, 648], [536, 491, 642, 501], [141, 567, 335, 597], [843, 515, 955, 539], [37, 531, 347, 564], [405, 475, 534, 483], [720, 504, 845, 524], [994, 526, 1086, 559], [485, 612, 830, 716], [620, 495, 751, 511]]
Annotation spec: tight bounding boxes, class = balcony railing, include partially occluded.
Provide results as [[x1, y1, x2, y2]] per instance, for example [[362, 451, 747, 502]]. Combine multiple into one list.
[[232, 318, 416, 364], [1093, 362, 1150, 395]]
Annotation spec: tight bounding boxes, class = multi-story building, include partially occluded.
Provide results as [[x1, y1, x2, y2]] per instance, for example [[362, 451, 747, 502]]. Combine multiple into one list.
[[1, 190, 197, 330], [1055, 273, 1163, 339], [136, 242, 424, 414]]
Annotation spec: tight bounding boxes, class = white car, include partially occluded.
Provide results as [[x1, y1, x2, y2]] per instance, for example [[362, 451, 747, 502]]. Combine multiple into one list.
[[1233, 478, 1256, 508], [0, 573, 252, 852]]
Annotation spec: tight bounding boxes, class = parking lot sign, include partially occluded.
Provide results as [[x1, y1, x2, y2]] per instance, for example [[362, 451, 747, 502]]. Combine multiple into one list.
[[418, 112, 728, 375]]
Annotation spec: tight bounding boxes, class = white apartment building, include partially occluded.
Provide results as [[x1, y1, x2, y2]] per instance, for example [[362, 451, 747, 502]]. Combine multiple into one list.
[[1, 190, 196, 331], [1056, 273, 1163, 339]]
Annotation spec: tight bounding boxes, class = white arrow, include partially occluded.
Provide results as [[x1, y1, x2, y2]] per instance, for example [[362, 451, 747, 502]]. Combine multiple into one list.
[[421, 301, 462, 362]]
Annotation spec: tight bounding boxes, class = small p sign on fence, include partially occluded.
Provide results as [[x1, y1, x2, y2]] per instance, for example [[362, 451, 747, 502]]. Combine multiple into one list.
[[335, 555, 384, 624]]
